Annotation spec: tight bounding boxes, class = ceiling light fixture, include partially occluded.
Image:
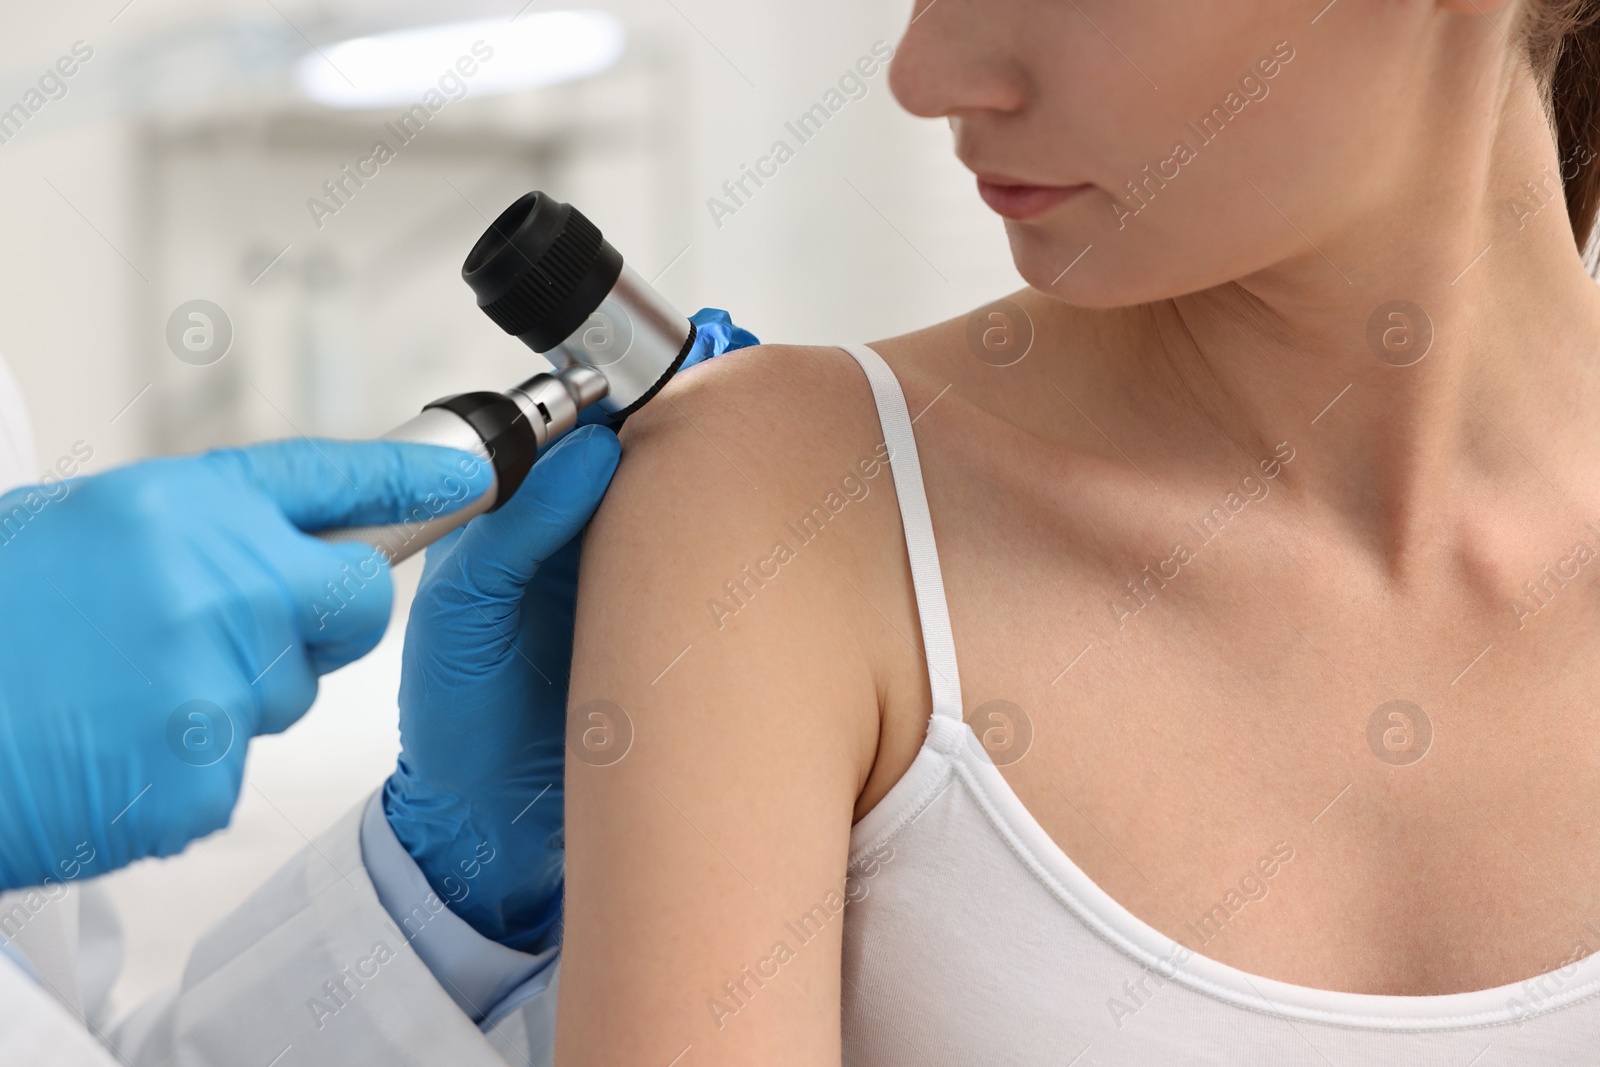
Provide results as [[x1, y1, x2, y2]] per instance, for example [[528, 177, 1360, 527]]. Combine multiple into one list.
[[297, 12, 626, 110]]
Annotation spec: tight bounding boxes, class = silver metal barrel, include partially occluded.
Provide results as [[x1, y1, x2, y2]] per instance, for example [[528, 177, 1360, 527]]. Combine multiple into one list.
[[315, 365, 610, 564], [544, 262, 695, 414]]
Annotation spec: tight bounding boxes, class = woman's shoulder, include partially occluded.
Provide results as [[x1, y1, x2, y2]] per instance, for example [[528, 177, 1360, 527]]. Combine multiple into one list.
[[583, 336, 922, 669], [606, 340, 913, 552], [619, 340, 884, 455], [575, 332, 947, 796], [619, 301, 1050, 449], [600, 291, 1106, 561]]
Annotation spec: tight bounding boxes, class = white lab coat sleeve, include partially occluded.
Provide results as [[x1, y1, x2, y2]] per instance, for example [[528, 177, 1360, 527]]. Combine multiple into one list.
[[0, 948, 122, 1067], [356, 791, 562, 1063], [106, 795, 555, 1067]]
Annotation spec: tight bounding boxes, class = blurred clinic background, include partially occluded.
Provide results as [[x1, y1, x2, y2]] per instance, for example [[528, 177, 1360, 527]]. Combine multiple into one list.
[[0, 0, 1018, 1016]]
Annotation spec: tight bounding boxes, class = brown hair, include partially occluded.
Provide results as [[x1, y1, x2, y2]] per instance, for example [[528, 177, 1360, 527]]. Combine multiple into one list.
[[1524, 1, 1600, 259]]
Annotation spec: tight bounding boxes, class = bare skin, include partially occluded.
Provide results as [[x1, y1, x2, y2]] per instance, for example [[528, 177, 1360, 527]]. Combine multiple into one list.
[[558, 0, 1600, 1063]]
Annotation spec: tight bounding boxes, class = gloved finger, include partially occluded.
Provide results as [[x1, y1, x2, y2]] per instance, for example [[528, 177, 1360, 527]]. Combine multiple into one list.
[[145, 574, 320, 745], [684, 306, 761, 370], [290, 539, 397, 679], [206, 439, 495, 533], [444, 424, 620, 608], [244, 642, 320, 737], [226, 597, 320, 739]]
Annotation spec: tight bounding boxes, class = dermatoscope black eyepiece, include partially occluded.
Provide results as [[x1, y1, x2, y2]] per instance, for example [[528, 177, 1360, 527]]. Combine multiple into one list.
[[463, 192, 625, 354], [317, 191, 697, 564], [462, 191, 697, 419]]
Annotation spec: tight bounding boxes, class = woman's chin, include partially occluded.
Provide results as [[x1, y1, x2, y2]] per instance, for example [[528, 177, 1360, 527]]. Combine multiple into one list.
[[1006, 221, 1227, 310], [1007, 229, 1141, 310]]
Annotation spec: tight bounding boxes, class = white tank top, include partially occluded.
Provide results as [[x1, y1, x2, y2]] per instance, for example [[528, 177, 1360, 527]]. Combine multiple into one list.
[[834, 342, 1600, 1064]]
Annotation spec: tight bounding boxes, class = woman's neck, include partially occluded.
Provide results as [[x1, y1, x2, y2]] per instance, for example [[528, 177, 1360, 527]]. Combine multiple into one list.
[[1109, 60, 1600, 581]]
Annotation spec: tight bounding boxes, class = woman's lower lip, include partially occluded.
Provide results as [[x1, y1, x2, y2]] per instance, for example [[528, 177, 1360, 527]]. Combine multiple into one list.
[[976, 179, 1092, 220]]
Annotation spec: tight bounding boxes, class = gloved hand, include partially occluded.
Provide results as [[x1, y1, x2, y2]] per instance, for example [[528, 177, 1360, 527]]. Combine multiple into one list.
[[386, 307, 759, 950], [0, 439, 493, 892]]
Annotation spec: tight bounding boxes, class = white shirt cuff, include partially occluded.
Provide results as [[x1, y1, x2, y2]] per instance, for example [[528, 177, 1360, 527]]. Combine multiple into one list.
[[359, 791, 558, 1026], [0, 935, 40, 986]]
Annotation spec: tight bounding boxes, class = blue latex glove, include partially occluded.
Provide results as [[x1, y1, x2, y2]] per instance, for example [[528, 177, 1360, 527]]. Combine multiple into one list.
[[681, 306, 760, 373], [0, 439, 493, 892], [386, 307, 759, 950]]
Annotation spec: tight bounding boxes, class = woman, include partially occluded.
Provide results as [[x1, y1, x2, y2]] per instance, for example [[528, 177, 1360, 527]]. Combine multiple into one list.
[[559, 0, 1600, 1061]]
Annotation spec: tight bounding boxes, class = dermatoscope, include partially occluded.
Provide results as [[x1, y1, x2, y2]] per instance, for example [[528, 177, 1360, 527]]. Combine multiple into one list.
[[317, 191, 697, 563]]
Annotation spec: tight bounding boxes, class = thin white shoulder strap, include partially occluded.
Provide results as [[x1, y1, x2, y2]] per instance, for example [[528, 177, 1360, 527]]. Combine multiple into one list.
[[836, 343, 964, 724]]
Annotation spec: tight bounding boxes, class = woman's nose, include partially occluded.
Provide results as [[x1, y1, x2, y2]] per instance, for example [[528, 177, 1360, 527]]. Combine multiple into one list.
[[888, 0, 1030, 120]]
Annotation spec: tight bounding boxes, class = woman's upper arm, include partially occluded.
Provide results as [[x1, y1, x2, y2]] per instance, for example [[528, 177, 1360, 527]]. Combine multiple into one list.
[[558, 349, 886, 1066]]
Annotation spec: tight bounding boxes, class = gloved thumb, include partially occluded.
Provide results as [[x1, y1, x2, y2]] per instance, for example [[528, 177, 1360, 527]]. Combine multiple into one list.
[[446, 424, 621, 605]]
